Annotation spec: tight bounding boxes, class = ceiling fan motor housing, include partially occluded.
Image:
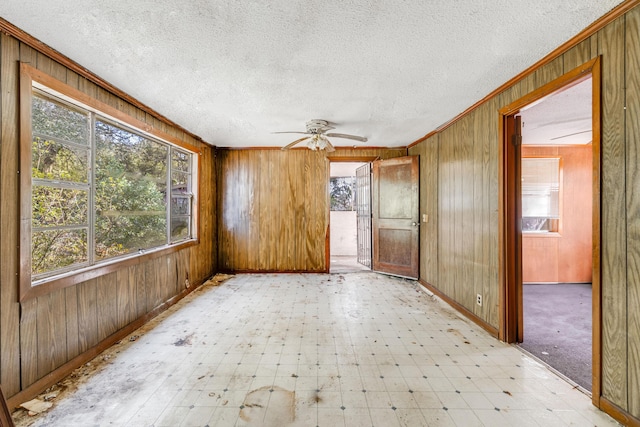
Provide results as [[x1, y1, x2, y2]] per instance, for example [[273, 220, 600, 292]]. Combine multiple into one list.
[[306, 119, 333, 134]]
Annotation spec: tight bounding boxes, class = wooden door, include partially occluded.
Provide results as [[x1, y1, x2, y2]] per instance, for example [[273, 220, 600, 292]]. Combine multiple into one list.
[[356, 163, 372, 268], [372, 156, 419, 279]]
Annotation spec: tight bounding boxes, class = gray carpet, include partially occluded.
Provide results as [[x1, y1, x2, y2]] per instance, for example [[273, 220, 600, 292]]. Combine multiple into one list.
[[519, 283, 592, 391]]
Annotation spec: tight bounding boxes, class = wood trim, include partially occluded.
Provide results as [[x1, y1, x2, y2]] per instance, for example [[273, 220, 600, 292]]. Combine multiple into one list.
[[19, 60, 35, 302], [6, 277, 206, 411], [219, 269, 327, 274], [409, 1, 638, 146], [325, 225, 331, 273], [591, 56, 603, 408], [418, 279, 499, 338], [0, 17, 207, 147], [599, 397, 640, 427], [221, 147, 400, 152], [326, 156, 380, 163], [22, 241, 197, 301], [499, 58, 598, 115], [0, 386, 15, 427], [499, 57, 604, 409], [21, 63, 201, 153]]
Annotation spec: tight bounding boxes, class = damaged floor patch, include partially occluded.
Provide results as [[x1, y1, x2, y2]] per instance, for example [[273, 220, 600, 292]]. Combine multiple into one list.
[[239, 386, 295, 426]]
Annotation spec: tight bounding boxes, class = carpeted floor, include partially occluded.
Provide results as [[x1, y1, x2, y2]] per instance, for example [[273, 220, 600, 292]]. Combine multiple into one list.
[[519, 283, 592, 391]]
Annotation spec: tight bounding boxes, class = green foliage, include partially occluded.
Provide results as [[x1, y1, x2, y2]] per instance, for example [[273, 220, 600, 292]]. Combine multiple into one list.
[[330, 177, 356, 211], [30, 94, 188, 277]]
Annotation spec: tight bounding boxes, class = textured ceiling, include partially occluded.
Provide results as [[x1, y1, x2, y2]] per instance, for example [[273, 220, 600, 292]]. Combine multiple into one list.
[[0, 1, 622, 148]]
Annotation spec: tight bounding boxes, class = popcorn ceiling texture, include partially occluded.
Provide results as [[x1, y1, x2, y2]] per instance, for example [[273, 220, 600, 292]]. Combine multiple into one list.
[[0, 1, 623, 148]]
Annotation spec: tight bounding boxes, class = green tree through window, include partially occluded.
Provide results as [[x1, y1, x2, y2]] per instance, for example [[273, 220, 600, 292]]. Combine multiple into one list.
[[30, 91, 195, 280]]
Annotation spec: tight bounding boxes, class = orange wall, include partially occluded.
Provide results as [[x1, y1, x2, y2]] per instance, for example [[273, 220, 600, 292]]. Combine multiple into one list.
[[522, 145, 592, 283]]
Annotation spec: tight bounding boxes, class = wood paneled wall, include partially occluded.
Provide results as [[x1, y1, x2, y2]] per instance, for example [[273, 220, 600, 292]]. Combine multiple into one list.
[[409, 4, 640, 418], [217, 148, 406, 272], [0, 32, 217, 401]]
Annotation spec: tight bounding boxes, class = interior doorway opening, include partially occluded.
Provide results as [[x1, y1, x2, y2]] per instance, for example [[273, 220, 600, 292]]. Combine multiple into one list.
[[329, 162, 370, 273], [500, 58, 601, 400], [517, 77, 594, 391]]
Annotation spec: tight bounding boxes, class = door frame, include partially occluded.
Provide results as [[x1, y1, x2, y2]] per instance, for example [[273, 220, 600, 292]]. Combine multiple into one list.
[[498, 57, 602, 404], [326, 156, 379, 272]]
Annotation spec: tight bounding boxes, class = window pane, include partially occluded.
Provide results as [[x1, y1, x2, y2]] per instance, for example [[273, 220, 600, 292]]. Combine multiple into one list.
[[171, 217, 190, 241], [95, 211, 167, 260], [32, 228, 87, 275], [32, 95, 90, 145], [95, 120, 168, 260], [171, 196, 191, 216], [522, 157, 560, 232], [32, 137, 89, 183], [172, 148, 190, 172], [32, 186, 88, 228], [171, 171, 190, 194]]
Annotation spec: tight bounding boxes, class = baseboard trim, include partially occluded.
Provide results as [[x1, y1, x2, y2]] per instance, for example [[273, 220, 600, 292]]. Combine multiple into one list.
[[220, 269, 328, 274], [417, 279, 499, 339], [599, 396, 640, 427], [7, 276, 210, 411]]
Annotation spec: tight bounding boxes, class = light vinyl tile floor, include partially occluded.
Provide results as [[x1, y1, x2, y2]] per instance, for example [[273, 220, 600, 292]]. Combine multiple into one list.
[[19, 273, 619, 427]]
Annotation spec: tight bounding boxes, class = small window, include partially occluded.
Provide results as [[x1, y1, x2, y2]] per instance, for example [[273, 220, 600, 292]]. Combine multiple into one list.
[[521, 157, 560, 233]]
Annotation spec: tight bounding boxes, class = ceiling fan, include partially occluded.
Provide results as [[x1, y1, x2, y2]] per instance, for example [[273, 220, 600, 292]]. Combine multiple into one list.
[[274, 119, 367, 152]]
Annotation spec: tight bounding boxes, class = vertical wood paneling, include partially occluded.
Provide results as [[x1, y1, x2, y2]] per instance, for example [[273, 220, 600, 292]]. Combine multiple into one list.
[[77, 279, 98, 353], [625, 6, 640, 417], [116, 268, 132, 328], [487, 96, 500, 327], [19, 299, 38, 388], [97, 273, 118, 341], [133, 264, 147, 319], [534, 56, 564, 88], [0, 33, 21, 396], [65, 286, 80, 360], [460, 116, 473, 310], [217, 148, 403, 271], [314, 153, 328, 271], [472, 108, 485, 318], [599, 16, 628, 409], [563, 38, 592, 72], [248, 151, 260, 269], [258, 151, 271, 269]]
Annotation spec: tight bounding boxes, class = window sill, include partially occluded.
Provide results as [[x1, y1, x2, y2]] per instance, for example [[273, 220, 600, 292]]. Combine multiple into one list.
[[522, 232, 561, 238], [21, 239, 198, 302]]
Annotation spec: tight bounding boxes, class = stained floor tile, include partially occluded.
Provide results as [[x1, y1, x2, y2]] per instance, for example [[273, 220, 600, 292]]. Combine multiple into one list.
[[15, 273, 620, 426]]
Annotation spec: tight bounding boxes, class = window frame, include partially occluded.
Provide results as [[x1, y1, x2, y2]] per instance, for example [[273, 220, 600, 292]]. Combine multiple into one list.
[[19, 63, 200, 301], [521, 155, 563, 235]]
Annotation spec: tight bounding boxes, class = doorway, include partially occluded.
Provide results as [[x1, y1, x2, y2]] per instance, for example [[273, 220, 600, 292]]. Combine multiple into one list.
[[329, 162, 370, 273], [500, 58, 601, 399]]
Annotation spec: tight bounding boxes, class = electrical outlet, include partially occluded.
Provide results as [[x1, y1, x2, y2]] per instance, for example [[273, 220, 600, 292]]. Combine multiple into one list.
[[476, 294, 482, 306], [422, 214, 428, 223]]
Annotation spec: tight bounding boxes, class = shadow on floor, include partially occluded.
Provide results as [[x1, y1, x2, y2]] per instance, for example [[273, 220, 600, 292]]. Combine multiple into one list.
[[519, 283, 592, 391]]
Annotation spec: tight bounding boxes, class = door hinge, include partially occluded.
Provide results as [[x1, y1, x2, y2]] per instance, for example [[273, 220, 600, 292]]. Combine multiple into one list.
[[511, 134, 522, 146]]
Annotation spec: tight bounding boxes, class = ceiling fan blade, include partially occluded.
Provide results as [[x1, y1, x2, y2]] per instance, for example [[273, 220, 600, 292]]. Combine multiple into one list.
[[272, 131, 310, 135], [324, 139, 336, 153], [324, 133, 368, 142], [281, 137, 310, 150]]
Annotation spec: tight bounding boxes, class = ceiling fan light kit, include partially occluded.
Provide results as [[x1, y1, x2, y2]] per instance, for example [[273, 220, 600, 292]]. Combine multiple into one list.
[[275, 119, 367, 152]]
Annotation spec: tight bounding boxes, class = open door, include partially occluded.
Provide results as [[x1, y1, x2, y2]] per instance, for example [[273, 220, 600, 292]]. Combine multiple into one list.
[[372, 156, 419, 279], [355, 163, 372, 268]]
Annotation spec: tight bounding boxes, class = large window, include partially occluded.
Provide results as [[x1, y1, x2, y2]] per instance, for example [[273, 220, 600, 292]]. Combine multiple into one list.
[[27, 85, 197, 284], [521, 157, 560, 233]]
